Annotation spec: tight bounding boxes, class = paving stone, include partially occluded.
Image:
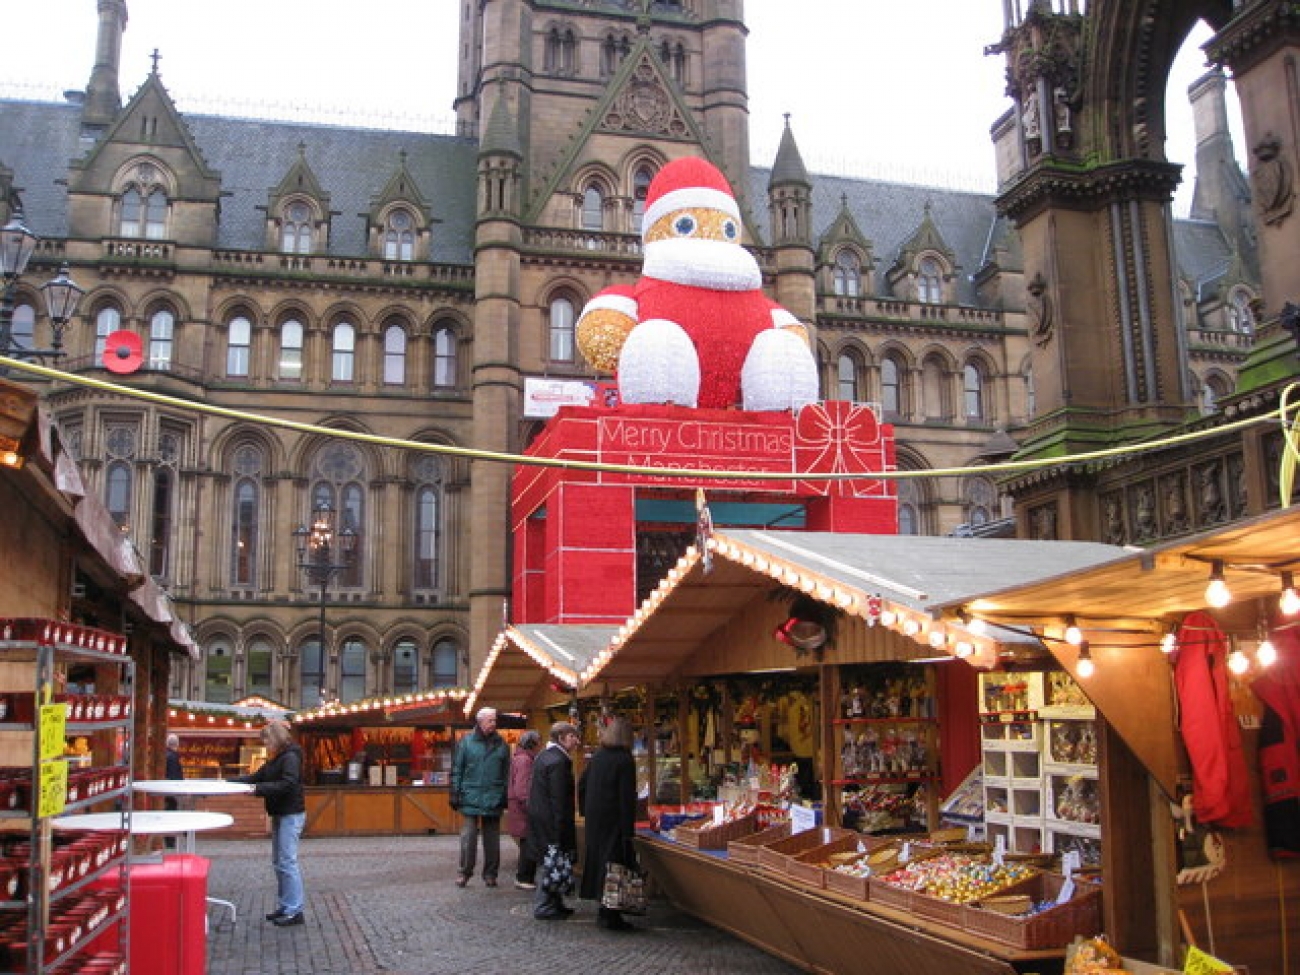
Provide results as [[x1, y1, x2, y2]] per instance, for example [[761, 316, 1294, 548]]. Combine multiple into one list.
[[202, 834, 802, 974]]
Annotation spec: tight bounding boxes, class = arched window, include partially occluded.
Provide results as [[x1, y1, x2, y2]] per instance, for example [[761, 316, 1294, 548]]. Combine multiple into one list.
[[148, 308, 173, 369], [432, 638, 460, 688], [310, 442, 366, 589], [119, 177, 168, 239], [658, 40, 686, 84], [281, 200, 314, 254], [549, 295, 576, 363], [149, 467, 174, 578], [382, 208, 416, 261], [205, 637, 233, 704], [964, 475, 997, 527], [880, 355, 903, 417], [837, 353, 860, 401], [545, 27, 577, 74], [230, 442, 264, 588], [279, 318, 304, 381], [412, 455, 443, 592], [227, 315, 251, 377], [393, 639, 419, 695], [963, 362, 985, 420], [602, 33, 630, 75], [433, 326, 458, 388], [10, 302, 34, 350], [1202, 373, 1231, 414], [581, 185, 605, 231], [339, 637, 367, 703], [918, 256, 943, 304], [300, 637, 324, 707], [95, 307, 121, 363], [383, 321, 407, 385], [632, 166, 654, 229], [105, 461, 132, 531], [833, 251, 861, 297], [1228, 289, 1254, 334], [922, 356, 948, 420], [897, 477, 921, 535], [332, 321, 355, 382], [1023, 364, 1036, 419], [246, 637, 274, 700]]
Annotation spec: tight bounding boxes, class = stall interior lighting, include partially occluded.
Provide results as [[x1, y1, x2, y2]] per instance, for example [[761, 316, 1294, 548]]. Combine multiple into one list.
[[1205, 560, 1232, 608], [1076, 642, 1095, 679], [1160, 631, 1178, 655], [1063, 616, 1083, 646], [1280, 572, 1300, 616], [1257, 637, 1278, 668], [1227, 646, 1250, 676]]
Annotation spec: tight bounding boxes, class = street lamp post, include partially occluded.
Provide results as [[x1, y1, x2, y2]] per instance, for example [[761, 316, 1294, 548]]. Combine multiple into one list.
[[293, 503, 358, 705], [0, 210, 86, 366]]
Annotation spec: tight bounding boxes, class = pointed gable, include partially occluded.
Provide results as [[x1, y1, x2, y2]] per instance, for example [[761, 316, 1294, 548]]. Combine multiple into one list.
[[266, 144, 332, 254], [891, 201, 958, 271], [818, 193, 874, 263], [368, 150, 434, 261]]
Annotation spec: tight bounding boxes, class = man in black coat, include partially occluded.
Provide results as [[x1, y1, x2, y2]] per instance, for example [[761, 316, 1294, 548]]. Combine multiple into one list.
[[527, 721, 580, 920]]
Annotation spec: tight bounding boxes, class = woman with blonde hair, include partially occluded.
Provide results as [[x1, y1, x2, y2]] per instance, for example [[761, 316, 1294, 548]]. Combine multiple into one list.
[[234, 719, 306, 926], [579, 715, 640, 931]]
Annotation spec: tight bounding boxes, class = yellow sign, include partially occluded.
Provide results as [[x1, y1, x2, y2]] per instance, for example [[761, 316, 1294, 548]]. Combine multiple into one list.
[[37, 759, 68, 818], [38, 703, 67, 762], [1183, 946, 1234, 975]]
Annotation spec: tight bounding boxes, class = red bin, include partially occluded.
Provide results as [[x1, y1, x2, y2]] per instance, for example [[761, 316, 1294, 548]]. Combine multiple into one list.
[[88, 854, 209, 975]]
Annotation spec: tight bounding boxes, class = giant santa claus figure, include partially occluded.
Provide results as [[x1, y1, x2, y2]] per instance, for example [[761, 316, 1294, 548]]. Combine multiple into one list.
[[575, 156, 819, 411]]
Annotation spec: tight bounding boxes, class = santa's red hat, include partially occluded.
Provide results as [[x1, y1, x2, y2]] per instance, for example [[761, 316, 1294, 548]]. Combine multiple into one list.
[[642, 157, 741, 238]]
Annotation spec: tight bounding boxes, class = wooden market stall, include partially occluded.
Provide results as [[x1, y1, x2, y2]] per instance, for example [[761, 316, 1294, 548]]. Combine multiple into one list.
[[289, 690, 473, 836]]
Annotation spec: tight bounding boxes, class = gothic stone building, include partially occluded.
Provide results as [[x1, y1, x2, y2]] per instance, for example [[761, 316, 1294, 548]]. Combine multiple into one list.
[[0, 0, 1278, 709]]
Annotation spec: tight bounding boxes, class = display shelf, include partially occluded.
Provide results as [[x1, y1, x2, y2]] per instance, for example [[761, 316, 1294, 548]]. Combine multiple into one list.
[[0, 618, 133, 975], [832, 774, 937, 786], [833, 717, 936, 726], [978, 672, 1044, 715]]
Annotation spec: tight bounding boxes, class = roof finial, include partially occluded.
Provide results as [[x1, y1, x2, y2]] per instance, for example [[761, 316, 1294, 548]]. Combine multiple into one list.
[[783, 112, 792, 129], [150, 49, 162, 75]]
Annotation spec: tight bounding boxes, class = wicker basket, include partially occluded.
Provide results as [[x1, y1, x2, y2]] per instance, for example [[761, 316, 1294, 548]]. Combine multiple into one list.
[[867, 876, 917, 912], [757, 827, 853, 874], [674, 814, 757, 850], [786, 834, 864, 888], [962, 874, 1102, 950], [911, 890, 966, 927], [727, 823, 791, 865]]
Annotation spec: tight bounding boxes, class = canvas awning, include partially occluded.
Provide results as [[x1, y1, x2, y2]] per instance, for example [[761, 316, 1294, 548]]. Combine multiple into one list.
[[466, 624, 616, 716]]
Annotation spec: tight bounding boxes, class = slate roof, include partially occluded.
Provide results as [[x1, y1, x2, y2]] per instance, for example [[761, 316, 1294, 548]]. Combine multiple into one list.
[[1, 94, 1234, 299]]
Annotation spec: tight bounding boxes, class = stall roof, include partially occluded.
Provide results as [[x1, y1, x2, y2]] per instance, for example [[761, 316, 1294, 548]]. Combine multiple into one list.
[[467, 624, 616, 715], [941, 506, 1300, 626], [294, 689, 473, 729]]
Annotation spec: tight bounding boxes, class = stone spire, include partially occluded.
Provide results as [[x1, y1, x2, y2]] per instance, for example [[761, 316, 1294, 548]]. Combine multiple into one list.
[[83, 0, 129, 130]]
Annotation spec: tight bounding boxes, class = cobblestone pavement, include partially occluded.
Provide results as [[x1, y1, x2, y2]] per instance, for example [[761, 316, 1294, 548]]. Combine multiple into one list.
[[202, 834, 803, 975]]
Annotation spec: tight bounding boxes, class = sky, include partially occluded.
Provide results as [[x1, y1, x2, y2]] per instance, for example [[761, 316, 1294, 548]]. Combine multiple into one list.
[[0, 1, 1241, 214]]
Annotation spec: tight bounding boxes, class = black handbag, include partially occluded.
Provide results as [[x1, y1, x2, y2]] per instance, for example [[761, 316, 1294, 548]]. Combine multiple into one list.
[[540, 844, 575, 895]]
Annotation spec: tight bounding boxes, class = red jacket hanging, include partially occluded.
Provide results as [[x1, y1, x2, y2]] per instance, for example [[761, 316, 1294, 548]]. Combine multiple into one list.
[[1252, 627, 1300, 856], [1173, 611, 1254, 828]]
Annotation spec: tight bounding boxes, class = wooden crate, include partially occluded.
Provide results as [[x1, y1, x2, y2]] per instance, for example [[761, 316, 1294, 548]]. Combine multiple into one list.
[[757, 827, 853, 874], [787, 834, 864, 888], [727, 822, 791, 865], [674, 814, 757, 850], [962, 874, 1102, 950]]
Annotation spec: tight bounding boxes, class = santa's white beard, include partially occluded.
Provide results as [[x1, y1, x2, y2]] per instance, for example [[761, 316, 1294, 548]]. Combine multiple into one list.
[[642, 237, 762, 291]]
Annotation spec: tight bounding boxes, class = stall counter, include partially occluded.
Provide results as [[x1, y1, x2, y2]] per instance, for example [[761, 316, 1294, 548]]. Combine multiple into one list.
[[635, 833, 1064, 975], [304, 785, 457, 836]]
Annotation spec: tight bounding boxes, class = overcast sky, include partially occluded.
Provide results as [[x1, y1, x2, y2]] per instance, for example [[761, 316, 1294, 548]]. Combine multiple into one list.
[[1, 1, 1239, 212]]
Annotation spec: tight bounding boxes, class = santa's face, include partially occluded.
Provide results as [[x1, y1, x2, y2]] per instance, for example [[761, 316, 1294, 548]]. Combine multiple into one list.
[[642, 205, 761, 291]]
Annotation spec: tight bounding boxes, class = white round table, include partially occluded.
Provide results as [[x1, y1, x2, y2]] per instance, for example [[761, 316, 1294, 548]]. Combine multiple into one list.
[[133, 779, 254, 797]]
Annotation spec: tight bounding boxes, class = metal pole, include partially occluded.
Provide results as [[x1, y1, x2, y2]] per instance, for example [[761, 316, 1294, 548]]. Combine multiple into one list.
[[318, 575, 328, 701]]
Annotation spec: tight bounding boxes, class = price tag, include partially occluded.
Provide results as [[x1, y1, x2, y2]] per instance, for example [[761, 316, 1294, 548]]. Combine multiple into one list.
[[992, 834, 1006, 867], [38, 703, 68, 762], [899, 841, 912, 864], [712, 804, 725, 825], [1055, 875, 1076, 904], [1182, 946, 1235, 974], [38, 759, 68, 818], [789, 804, 816, 834], [1062, 849, 1081, 877]]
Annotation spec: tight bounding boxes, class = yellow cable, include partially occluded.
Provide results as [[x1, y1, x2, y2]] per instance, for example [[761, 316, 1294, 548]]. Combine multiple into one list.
[[4, 355, 1296, 485]]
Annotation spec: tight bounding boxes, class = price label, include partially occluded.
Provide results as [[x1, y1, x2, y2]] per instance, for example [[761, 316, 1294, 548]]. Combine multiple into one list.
[[992, 834, 1006, 867], [38, 759, 68, 818], [899, 841, 912, 864], [38, 703, 68, 762], [1183, 946, 1235, 974], [712, 804, 725, 825], [789, 804, 816, 834]]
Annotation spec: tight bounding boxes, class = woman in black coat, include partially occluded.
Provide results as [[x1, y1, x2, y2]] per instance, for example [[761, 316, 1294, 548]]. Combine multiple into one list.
[[528, 720, 580, 920], [579, 715, 639, 931]]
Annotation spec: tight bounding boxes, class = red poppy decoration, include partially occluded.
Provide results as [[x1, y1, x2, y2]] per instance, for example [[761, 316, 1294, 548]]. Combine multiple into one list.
[[103, 330, 143, 374]]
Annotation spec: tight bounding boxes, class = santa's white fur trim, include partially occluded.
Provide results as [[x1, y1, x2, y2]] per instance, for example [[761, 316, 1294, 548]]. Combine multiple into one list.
[[742, 328, 820, 412], [642, 187, 740, 238], [643, 237, 761, 291], [618, 319, 700, 407], [581, 293, 639, 318], [770, 307, 800, 328]]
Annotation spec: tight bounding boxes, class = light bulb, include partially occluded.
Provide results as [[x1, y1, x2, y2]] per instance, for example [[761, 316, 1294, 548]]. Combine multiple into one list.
[[1076, 643, 1095, 679], [966, 617, 988, 636], [1064, 618, 1083, 646], [1257, 639, 1277, 668], [1227, 649, 1250, 675], [929, 627, 946, 648], [1280, 573, 1300, 616], [954, 641, 974, 658], [1160, 632, 1177, 655], [1205, 561, 1231, 608]]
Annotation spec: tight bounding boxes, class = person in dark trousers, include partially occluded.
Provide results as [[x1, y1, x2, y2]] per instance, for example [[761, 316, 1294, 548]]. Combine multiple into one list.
[[579, 715, 640, 931], [528, 721, 580, 920], [506, 730, 542, 889], [233, 720, 307, 927], [450, 706, 510, 887], [162, 732, 184, 848]]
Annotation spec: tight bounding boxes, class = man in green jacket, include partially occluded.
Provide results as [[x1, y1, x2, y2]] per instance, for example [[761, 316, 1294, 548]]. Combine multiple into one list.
[[451, 706, 511, 887]]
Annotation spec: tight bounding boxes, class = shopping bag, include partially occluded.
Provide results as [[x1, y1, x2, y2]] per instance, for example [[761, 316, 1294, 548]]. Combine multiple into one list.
[[540, 844, 575, 896], [601, 861, 647, 915]]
